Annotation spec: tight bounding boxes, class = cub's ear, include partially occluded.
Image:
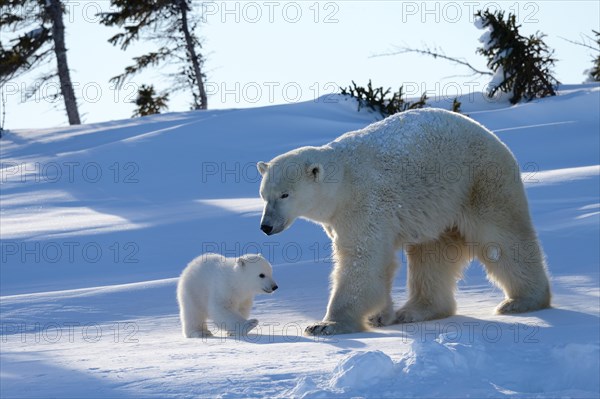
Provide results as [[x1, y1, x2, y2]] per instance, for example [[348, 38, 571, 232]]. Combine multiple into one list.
[[307, 163, 324, 182], [257, 161, 269, 176], [235, 257, 246, 268]]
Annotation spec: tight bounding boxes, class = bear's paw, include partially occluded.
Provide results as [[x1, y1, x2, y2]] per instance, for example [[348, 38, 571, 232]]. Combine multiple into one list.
[[304, 321, 338, 336], [496, 297, 549, 314]]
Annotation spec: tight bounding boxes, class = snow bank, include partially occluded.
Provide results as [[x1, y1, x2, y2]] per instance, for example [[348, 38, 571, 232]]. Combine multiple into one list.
[[330, 350, 395, 390]]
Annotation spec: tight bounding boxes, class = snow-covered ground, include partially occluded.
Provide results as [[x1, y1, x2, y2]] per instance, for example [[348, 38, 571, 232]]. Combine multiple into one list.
[[1, 84, 599, 398]]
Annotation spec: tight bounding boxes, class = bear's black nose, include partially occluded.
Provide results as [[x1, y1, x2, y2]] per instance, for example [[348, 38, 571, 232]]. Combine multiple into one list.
[[272, 285, 278, 291], [261, 224, 273, 235]]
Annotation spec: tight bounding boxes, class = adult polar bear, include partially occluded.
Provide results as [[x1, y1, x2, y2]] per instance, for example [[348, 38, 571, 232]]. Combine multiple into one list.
[[257, 108, 551, 336]]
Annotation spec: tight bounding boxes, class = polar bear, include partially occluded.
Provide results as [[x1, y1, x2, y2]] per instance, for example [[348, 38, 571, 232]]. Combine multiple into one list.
[[257, 108, 551, 336], [177, 253, 278, 338]]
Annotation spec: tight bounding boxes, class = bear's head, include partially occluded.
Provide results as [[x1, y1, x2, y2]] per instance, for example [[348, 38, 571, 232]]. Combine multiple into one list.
[[257, 147, 341, 235], [236, 254, 278, 294]]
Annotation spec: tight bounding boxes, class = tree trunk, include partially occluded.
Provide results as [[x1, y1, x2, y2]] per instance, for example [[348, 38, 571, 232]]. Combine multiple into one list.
[[178, 0, 207, 110], [46, 0, 81, 125]]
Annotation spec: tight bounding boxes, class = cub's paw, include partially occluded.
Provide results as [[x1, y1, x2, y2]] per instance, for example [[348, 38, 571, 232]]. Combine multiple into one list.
[[226, 319, 259, 336], [185, 330, 213, 339], [245, 318, 259, 331], [304, 321, 337, 336]]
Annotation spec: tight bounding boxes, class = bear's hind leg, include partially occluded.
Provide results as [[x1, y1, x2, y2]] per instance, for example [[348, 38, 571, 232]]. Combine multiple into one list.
[[478, 224, 551, 314], [395, 230, 470, 323], [180, 299, 212, 338], [238, 298, 253, 319]]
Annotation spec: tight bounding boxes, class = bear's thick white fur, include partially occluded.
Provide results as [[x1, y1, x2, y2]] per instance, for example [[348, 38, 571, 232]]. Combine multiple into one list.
[[177, 253, 277, 338], [257, 108, 551, 336]]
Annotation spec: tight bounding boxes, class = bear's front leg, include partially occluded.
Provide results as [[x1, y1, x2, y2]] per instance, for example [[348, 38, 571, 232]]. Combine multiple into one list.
[[368, 258, 398, 327], [305, 239, 394, 336]]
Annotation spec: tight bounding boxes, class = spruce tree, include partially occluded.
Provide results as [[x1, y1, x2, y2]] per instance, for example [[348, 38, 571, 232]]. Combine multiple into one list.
[[475, 9, 558, 104], [0, 0, 81, 125], [100, 0, 208, 110], [340, 80, 427, 117], [132, 84, 168, 117]]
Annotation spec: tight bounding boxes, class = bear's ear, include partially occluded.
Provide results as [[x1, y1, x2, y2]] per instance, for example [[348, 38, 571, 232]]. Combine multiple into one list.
[[307, 163, 324, 182], [235, 257, 246, 268], [257, 161, 269, 176]]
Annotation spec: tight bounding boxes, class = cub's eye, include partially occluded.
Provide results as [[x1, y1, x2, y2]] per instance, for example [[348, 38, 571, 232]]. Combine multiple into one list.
[[280, 193, 289, 199], [259, 273, 265, 278]]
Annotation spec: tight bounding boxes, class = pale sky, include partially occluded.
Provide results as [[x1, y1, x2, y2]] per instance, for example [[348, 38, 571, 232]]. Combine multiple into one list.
[[2, 1, 599, 129]]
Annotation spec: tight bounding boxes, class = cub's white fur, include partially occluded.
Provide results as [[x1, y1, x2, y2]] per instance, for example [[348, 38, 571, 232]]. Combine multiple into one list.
[[177, 253, 277, 338]]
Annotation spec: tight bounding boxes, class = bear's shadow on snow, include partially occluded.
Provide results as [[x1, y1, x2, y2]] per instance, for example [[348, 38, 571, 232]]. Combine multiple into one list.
[[248, 333, 370, 348], [245, 327, 369, 347], [216, 330, 370, 347], [503, 306, 599, 327], [372, 307, 599, 343]]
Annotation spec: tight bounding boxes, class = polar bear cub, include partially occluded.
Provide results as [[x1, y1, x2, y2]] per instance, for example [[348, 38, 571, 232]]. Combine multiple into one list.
[[177, 253, 278, 338]]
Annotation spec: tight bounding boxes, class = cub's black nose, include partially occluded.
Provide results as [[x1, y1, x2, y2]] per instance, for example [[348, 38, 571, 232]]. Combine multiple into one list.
[[261, 224, 273, 235], [272, 285, 278, 291]]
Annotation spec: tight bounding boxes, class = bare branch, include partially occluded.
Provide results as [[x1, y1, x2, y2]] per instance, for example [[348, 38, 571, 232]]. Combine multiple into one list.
[[559, 33, 600, 52], [373, 46, 493, 76]]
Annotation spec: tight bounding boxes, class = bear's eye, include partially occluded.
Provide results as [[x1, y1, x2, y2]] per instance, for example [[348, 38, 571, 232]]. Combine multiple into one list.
[[280, 193, 289, 199], [259, 273, 265, 278]]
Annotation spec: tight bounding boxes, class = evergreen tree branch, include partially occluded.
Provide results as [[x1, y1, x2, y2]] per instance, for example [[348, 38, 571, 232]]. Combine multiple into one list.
[[0, 28, 52, 83], [109, 47, 173, 88]]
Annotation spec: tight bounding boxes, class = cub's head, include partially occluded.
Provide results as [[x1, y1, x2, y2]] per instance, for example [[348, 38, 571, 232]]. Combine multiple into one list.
[[257, 148, 337, 235], [236, 254, 278, 294]]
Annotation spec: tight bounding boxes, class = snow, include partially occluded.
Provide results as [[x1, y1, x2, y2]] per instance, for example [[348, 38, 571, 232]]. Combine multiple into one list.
[[474, 14, 517, 99], [473, 16, 486, 30], [329, 351, 395, 390], [23, 28, 45, 40], [478, 30, 492, 49], [1, 84, 599, 398]]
